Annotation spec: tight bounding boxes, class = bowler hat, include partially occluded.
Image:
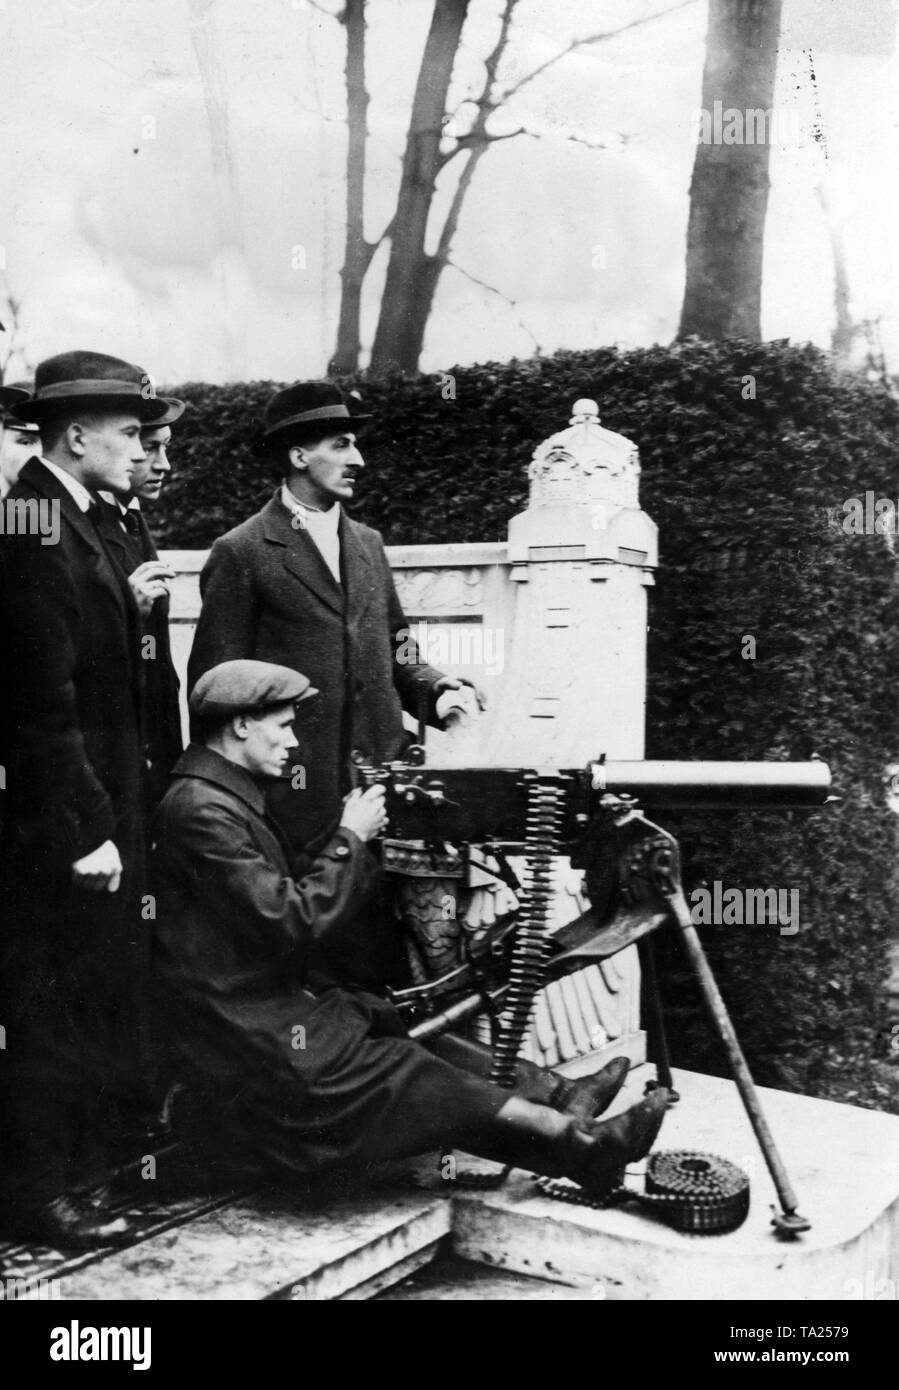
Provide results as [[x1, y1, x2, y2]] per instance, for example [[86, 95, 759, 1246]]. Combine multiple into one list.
[[190, 659, 318, 722], [11, 350, 169, 424], [260, 381, 371, 451]]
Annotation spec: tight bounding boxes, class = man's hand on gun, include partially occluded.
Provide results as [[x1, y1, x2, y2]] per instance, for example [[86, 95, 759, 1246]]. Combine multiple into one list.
[[340, 785, 389, 843]]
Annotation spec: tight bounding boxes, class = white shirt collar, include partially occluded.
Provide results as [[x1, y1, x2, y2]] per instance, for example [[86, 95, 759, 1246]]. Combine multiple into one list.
[[281, 483, 340, 532], [41, 458, 94, 514], [98, 490, 141, 515]]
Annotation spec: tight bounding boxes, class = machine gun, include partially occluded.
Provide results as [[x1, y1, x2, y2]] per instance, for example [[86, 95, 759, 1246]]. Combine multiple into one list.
[[355, 751, 833, 1236]]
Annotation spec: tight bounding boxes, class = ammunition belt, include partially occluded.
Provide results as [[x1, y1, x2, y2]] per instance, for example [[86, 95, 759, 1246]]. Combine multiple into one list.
[[534, 1149, 750, 1234], [489, 773, 567, 1088]]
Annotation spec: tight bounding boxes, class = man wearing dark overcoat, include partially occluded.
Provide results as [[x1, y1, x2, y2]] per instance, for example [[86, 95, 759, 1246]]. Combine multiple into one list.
[[97, 396, 185, 812], [187, 381, 480, 986], [151, 659, 667, 1191], [187, 382, 478, 848], [0, 350, 168, 1249]]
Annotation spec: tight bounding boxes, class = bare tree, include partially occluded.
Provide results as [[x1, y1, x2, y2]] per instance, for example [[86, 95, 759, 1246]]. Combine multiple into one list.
[[329, 0, 697, 374], [369, 0, 473, 373], [678, 0, 783, 341], [817, 182, 856, 364], [329, 0, 376, 375]]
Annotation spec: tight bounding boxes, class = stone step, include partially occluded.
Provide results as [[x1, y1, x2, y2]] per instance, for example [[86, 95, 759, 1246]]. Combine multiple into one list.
[[52, 1182, 452, 1302]]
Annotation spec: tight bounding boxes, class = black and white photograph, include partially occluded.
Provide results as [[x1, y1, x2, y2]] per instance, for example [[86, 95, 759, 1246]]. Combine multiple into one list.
[[1, 0, 898, 1341]]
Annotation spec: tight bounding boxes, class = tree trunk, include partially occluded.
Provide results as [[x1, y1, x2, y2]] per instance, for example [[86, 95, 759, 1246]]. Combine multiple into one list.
[[817, 183, 855, 364], [370, 0, 471, 374], [677, 0, 783, 341], [329, 0, 371, 376]]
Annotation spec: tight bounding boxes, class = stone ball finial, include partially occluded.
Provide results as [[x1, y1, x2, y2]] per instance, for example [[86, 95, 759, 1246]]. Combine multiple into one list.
[[570, 398, 600, 425]]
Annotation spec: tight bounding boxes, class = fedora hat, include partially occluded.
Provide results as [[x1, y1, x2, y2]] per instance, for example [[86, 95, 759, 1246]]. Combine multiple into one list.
[[142, 397, 186, 429], [260, 381, 371, 451], [1, 382, 40, 432], [11, 350, 169, 424], [0, 383, 30, 414]]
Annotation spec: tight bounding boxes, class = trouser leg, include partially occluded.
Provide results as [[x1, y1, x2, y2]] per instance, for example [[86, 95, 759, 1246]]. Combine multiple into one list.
[[456, 1089, 670, 1194], [426, 1032, 563, 1105]]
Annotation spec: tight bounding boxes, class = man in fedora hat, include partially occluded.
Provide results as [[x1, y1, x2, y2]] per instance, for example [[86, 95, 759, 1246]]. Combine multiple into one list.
[[0, 349, 168, 1249], [97, 396, 186, 811], [188, 381, 480, 987], [0, 383, 40, 499], [152, 658, 666, 1198]]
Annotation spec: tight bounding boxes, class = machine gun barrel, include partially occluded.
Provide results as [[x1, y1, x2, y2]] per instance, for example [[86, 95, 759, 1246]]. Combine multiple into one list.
[[587, 759, 833, 810], [377, 759, 832, 845]]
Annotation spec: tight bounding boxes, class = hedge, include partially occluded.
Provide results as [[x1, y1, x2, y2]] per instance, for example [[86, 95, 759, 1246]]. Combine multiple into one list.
[[155, 341, 899, 1103]]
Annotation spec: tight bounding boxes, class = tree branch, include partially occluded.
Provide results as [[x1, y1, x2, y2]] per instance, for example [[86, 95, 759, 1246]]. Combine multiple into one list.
[[447, 258, 542, 354], [432, 0, 519, 246], [440, 124, 527, 163], [499, 0, 701, 103]]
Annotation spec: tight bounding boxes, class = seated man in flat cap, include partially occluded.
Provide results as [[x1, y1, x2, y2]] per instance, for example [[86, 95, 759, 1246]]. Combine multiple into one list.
[[151, 659, 669, 1196]]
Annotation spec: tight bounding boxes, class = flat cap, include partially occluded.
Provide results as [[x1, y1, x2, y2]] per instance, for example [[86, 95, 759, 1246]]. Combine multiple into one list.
[[189, 660, 318, 720]]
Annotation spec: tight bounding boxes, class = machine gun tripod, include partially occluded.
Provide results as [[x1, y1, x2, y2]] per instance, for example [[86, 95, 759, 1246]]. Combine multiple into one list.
[[354, 752, 834, 1238]]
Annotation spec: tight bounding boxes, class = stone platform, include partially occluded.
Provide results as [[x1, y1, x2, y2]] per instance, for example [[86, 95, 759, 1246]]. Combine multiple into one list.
[[444, 1065, 899, 1301], [6, 1066, 898, 1300]]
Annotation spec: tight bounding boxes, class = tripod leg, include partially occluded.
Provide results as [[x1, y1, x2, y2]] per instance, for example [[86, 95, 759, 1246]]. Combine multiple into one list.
[[675, 913, 810, 1235], [637, 934, 678, 1100]]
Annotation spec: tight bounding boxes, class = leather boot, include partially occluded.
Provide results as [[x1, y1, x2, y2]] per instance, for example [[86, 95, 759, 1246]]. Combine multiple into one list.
[[564, 1090, 670, 1194], [468, 1088, 670, 1195], [10, 1193, 137, 1251], [427, 1032, 629, 1120], [550, 1058, 631, 1123]]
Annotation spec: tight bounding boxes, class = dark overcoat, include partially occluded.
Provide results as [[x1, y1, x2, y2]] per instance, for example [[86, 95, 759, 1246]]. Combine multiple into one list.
[[96, 498, 183, 811], [0, 458, 149, 1210], [151, 745, 504, 1179], [187, 494, 443, 849]]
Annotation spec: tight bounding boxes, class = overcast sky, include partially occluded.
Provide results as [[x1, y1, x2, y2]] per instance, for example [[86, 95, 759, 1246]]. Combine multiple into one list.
[[0, 0, 896, 385]]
